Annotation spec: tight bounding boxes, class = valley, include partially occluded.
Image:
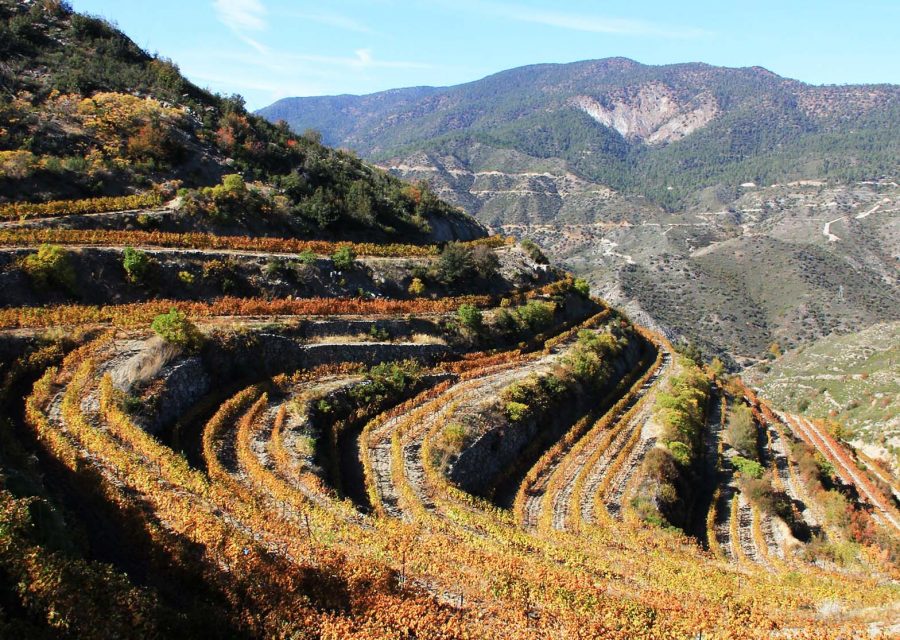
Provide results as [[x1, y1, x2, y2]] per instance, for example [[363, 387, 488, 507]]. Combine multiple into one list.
[[1, 2, 898, 638]]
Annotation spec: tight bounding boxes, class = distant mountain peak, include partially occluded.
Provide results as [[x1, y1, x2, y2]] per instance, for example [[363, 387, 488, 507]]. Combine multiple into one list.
[[747, 65, 780, 77]]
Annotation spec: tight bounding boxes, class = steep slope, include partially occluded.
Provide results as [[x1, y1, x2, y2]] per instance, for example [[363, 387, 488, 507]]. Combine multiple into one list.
[[2, 3, 899, 638], [746, 322, 900, 458], [0, 0, 484, 243], [260, 62, 900, 363], [260, 57, 900, 210]]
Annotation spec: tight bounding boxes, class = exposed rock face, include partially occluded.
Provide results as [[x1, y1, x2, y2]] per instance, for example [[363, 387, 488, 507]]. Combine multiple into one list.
[[570, 83, 718, 144], [424, 209, 489, 242], [150, 357, 211, 434]]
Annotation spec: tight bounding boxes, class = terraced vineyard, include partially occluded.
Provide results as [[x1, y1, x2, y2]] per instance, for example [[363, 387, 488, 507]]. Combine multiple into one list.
[[1, 4, 898, 637], [3, 192, 900, 639]]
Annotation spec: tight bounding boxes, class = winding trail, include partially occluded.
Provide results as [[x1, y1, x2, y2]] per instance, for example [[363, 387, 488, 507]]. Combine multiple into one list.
[[822, 216, 843, 242]]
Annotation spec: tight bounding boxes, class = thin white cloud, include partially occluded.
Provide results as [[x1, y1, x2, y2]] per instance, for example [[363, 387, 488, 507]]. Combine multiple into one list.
[[213, 0, 267, 31], [178, 44, 433, 107], [237, 33, 269, 54], [277, 49, 431, 70], [442, 1, 708, 39], [213, 0, 270, 52], [285, 9, 376, 34]]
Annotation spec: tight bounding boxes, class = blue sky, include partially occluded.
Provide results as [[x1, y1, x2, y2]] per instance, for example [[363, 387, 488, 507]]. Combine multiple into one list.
[[71, 0, 900, 110]]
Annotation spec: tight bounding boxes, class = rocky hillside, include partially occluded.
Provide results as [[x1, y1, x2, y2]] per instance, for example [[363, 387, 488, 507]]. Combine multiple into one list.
[[0, 0, 484, 244], [260, 57, 900, 210], [746, 322, 900, 462], [260, 61, 900, 363], [2, 4, 899, 638]]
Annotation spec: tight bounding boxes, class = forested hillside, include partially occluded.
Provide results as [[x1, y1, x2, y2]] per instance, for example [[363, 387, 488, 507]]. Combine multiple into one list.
[[261, 57, 900, 210], [261, 62, 900, 364], [0, 0, 482, 243]]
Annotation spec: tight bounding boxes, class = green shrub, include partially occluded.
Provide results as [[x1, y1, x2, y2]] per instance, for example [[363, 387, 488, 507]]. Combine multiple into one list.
[[151, 309, 203, 350], [643, 447, 679, 484], [436, 242, 474, 284], [540, 374, 567, 397], [202, 259, 238, 293], [472, 244, 500, 279], [573, 278, 591, 297], [655, 362, 710, 447], [368, 324, 390, 341], [350, 360, 422, 405], [725, 403, 757, 459], [21, 244, 77, 292], [264, 258, 286, 278], [821, 490, 852, 528], [296, 249, 317, 265], [515, 300, 555, 332], [441, 422, 469, 453], [407, 277, 426, 297], [177, 270, 195, 285], [505, 401, 530, 422], [732, 455, 764, 479], [563, 330, 620, 387], [295, 434, 315, 457], [502, 381, 529, 405], [220, 173, 246, 194], [122, 246, 151, 283], [316, 399, 333, 415], [456, 304, 484, 333], [667, 441, 693, 466], [678, 342, 704, 366], [521, 238, 548, 264], [331, 245, 356, 271], [492, 307, 519, 335]]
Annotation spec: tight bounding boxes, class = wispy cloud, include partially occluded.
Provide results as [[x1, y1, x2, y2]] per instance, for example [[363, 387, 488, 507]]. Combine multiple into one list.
[[213, 0, 269, 52], [512, 8, 707, 38], [285, 9, 377, 35], [179, 45, 432, 107], [444, 1, 708, 39], [195, 48, 430, 73], [300, 48, 430, 70], [214, 0, 267, 31]]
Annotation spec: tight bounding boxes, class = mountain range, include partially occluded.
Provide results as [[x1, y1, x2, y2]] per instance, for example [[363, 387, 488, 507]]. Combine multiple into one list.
[[260, 59, 900, 365], [260, 57, 900, 211]]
